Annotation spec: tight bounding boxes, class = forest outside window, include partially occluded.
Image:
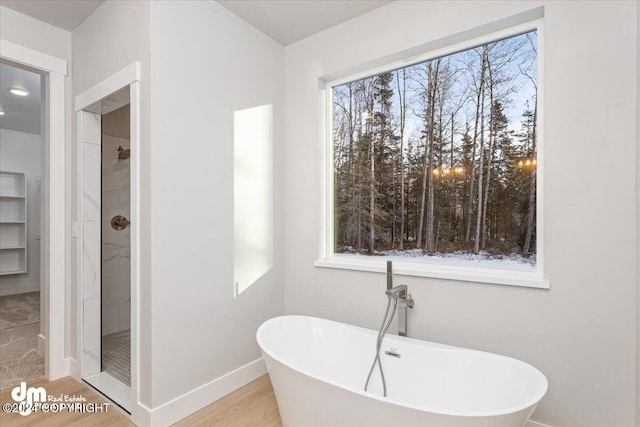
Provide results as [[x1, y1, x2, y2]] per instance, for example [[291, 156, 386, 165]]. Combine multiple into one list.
[[324, 26, 545, 287]]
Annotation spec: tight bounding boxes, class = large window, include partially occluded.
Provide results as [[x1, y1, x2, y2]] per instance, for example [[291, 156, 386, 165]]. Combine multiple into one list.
[[327, 27, 543, 285]]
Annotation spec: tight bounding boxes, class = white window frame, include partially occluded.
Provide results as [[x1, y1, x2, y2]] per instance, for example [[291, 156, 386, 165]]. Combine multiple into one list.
[[314, 17, 549, 289]]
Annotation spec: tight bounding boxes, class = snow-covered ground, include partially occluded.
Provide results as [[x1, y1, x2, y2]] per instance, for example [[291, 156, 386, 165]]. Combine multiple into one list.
[[335, 248, 536, 272]]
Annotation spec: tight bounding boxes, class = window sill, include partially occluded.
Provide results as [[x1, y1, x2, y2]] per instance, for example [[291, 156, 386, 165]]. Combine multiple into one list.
[[313, 257, 550, 289]]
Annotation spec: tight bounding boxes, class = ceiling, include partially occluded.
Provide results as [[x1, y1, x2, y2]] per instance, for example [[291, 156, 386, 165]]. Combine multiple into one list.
[[217, 0, 392, 46], [0, 62, 42, 135], [1, 0, 391, 45], [0, 0, 392, 42], [0, 0, 393, 133], [0, 0, 392, 134], [0, 0, 103, 31]]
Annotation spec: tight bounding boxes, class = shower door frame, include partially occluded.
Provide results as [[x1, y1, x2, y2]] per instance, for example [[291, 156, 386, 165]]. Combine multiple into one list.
[[74, 62, 141, 419]]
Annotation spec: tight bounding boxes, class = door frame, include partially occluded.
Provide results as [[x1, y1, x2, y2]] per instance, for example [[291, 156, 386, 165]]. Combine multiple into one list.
[[74, 62, 141, 416], [0, 39, 68, 380]]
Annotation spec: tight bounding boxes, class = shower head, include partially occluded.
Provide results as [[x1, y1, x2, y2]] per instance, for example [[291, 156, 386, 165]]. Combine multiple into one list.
[[116, 144, 130, 160]]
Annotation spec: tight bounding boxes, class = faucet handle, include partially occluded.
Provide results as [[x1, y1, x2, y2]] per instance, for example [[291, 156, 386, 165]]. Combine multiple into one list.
[[406, 293, 415, 309]]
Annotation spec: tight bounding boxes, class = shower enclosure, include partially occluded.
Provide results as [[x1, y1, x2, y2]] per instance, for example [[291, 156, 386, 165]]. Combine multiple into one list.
[[101, 103, 131, 388], [79, 86, 132, 411]]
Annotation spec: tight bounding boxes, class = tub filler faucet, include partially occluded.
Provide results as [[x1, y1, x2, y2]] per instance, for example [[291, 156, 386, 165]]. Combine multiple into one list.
[[365, 261, 416, 397], [385, 261, 415, 337]]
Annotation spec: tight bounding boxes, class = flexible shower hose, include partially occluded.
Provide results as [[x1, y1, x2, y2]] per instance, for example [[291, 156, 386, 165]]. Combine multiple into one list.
[[364, 297, 398, 397]]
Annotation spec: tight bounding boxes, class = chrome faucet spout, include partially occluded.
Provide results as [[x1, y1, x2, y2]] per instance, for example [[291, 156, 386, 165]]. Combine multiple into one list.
[[385, 284, 407, 299]]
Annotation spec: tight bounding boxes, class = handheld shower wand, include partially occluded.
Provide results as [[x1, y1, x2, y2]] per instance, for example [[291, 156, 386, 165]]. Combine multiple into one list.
[[365, 261, 397, 397]]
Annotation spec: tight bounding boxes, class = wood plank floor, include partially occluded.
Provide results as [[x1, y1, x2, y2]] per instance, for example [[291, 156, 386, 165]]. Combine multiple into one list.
[[0, 374, 282, 426]]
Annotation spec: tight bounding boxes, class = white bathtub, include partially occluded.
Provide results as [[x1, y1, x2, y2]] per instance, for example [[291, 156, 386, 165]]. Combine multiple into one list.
[[257, 315, 547, 427]]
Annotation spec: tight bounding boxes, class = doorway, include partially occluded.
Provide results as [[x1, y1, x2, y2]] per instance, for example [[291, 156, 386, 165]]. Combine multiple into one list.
[[0, 39, 67, 385], [0, 60, 44, 390], [75, 63, 140, 414], [101, 102, 131, 388], [79, 86, 132, 411]]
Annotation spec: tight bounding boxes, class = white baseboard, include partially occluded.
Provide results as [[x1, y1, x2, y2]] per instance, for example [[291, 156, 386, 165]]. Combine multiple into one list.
[[0, 281, 40, 296], [68, 357, 81, 380], [527, 420, 553, 427], [38, 334, 45, 354], [134, 357, 267, 427]]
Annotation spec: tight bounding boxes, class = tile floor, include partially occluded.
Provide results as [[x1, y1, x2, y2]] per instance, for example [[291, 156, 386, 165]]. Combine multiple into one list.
[[0, 291, 44, 391]]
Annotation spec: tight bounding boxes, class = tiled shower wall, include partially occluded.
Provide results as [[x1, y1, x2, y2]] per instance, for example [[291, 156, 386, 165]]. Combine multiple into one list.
[[81, 110, 102, 377], [101, 121, 131, 336]]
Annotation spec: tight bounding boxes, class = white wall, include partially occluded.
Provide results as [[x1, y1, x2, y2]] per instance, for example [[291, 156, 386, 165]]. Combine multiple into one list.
[[72, 0, 284, 422], [149, 0, 284, 410], [0, 6, 71, 61], [71, 0, 152, 411], [283, 1, 638, 426], [0, 128, 41, 295]]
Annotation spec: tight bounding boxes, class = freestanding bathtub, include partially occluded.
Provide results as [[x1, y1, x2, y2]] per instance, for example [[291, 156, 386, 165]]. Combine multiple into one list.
[[257, 315, 547, 427]]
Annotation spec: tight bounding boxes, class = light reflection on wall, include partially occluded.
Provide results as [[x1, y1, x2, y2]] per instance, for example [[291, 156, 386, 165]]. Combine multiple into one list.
[[233, 104, 273, 297]]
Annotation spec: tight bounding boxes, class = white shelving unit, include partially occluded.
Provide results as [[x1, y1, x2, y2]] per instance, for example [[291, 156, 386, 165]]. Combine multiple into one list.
[[0, 171, 27, 275]]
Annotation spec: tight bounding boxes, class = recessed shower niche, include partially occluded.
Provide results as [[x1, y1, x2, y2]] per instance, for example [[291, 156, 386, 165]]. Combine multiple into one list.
[[80, 86, 132, 411]]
